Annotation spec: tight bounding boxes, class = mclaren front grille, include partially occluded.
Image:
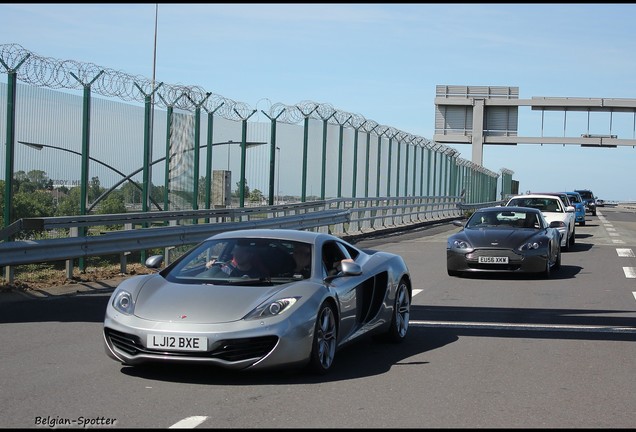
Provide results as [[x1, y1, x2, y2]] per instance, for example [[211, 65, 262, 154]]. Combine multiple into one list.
[[104, 328, 278, 362]]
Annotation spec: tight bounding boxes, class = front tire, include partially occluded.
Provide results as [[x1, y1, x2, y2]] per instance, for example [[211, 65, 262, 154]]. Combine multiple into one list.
[[542, 255, 551, 279], [562, 230, 571, 252], [307, 302, 338, 375]]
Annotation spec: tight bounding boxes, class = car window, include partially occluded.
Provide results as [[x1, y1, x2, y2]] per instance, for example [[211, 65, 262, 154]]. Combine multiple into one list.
[[467, 210, 539, 228], [545, 199, 562, 212], [163, 238, 308, 285], [322, 241, 350, 276]]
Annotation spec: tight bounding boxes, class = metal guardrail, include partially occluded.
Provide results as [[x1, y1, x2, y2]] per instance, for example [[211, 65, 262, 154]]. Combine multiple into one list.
[[0, 209, 350, 267], [0, 196, 469, 283]]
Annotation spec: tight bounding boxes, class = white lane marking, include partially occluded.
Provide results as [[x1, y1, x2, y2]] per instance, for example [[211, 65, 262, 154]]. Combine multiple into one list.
[[616, 248, 635, 257], [633, 292, 636, 302], [613, 239, 626, 244], [409, 320, 636, 334], [169, 416, 209, 429], [412, 289, 423, 297], [609, 232, 620, 237], [623, 267, 636, 278], [606, 227, 616, 231]]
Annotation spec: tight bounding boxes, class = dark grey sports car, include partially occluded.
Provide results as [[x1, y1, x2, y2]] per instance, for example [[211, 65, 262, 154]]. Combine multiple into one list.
[[447, 206, 562, 278], [104, 229, 412, 375]]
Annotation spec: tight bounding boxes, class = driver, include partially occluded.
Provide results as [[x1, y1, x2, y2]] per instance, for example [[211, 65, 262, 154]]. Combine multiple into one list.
[[205, 241, 267, 278]]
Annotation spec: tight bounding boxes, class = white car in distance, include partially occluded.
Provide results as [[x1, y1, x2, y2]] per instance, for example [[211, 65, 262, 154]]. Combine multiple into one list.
[[505, 194, 576, 251]]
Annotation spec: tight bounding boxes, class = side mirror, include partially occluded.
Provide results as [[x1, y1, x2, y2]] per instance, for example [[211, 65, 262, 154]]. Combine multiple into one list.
[[145, 255, 164, 269], [565, 206, 575, 213], [324, 260, 361, 283], [340, 260, 362, 276]]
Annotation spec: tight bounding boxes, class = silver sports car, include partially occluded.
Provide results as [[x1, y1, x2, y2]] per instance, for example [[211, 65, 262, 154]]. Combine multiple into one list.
[[447, 206, 562, 278], [103, 229, 412, 374]]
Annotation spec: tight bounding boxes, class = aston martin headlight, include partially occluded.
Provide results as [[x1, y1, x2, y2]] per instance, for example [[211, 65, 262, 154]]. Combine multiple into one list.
[[451, 239, 472, 250], [519, 242, 540, 251], [112, 289, 135, 315], [244, 297, 299, 320]]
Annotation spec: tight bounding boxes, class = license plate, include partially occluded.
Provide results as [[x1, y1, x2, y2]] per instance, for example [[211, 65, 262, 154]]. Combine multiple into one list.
[[478, 256, 508, 264], [147, 334, 207, 351]]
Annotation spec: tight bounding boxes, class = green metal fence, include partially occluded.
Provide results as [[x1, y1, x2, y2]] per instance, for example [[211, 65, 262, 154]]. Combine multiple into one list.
[[1, 43, 508, 233]]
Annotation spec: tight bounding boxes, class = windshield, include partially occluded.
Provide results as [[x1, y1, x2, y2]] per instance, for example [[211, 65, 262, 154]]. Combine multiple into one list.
[[163, 238, 312, 285], [467, 210, 542, 229], [578, 191, 594, 199], [507, 197, 562, 213]]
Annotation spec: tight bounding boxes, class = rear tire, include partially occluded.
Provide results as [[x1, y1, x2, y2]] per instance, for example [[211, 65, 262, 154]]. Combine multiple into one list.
[[385, 279, 410, 343], [553, 246, 561, 271]]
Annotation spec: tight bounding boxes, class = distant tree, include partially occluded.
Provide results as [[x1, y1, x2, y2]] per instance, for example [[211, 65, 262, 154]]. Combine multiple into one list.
[[13, 170, 51, 194], [89, 176, 103, 202], [96, 190, 127, 215], [13, 190, 55, 219], [56, 187, 81, 216], [27, 170, 51, 190], [151, 184, 165, 208], [233, 179, 250, 198], [120, 181, 142, 205], [249, 189, 264, 202]]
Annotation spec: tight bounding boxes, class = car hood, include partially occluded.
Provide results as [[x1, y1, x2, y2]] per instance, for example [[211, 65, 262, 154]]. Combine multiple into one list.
[[132, 275, 289, 324], [541, 212, 569, 224], [462, 228, 540, 248]]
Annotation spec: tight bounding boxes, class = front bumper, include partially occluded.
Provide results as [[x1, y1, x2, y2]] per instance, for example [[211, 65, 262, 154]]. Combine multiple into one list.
[[447, 248, 548, 274], [103, 308, 315, 371]]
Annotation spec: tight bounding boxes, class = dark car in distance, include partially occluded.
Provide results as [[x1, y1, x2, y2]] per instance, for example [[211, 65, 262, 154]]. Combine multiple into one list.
[[575, 189, 597, 216]]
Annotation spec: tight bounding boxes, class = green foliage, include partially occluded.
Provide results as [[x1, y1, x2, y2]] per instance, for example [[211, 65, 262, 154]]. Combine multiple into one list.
[[0, 168, 219, 225], [249, 188, 264, 202], [120, 181, 143, 204], [96, 190, 126, 215], [233, 179, 250, 198], [55, 187, 81, 216], [13, 190, 56, 219]]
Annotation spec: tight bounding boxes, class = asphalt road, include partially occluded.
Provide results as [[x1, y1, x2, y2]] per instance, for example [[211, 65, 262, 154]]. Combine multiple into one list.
[[1, 206, 635, 428]]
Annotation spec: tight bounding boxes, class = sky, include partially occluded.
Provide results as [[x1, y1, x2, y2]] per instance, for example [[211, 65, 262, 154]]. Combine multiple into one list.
[[1, 3, 636, 201]]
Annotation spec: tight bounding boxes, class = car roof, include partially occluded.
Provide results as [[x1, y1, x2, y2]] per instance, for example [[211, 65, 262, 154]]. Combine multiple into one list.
[[477, 206, 541, 214], [507, 194, 564, 201], [208, 228, 334, 243]]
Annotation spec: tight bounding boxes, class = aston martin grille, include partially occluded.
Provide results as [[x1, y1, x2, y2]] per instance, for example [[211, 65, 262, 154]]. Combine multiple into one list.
[[466, 249, 523, 271]]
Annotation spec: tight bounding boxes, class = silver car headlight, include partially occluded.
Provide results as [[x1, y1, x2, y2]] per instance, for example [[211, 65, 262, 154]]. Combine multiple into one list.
[[244, 297, 299, 320], [519, 242, 540, 251], [112, 289, 135, 315]]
